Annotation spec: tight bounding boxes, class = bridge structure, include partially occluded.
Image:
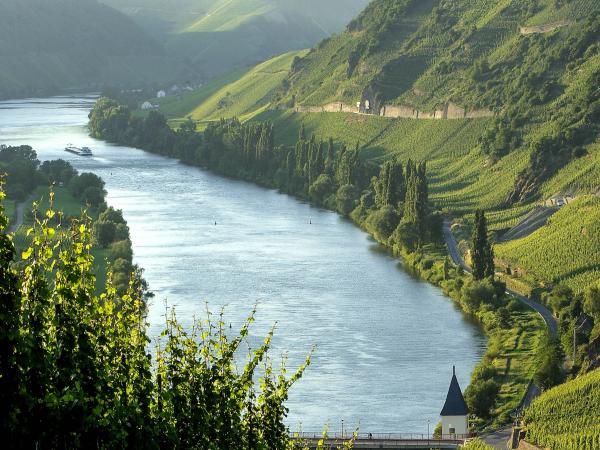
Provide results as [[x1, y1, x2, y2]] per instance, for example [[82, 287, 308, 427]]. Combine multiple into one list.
[[290, 432, 469, 449]]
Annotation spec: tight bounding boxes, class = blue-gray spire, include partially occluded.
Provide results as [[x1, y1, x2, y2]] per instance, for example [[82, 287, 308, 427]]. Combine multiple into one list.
[[440, 366, 468, 416]]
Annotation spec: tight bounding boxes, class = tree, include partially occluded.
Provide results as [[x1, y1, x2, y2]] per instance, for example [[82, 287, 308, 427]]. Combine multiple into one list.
[[374, 159, 404, 209], [465, 378, 499, 419], [472, 210, 494, 280], [0, 189, 22, 441], [534, 335, 563, 390], [336, 184, 357, 216], [401, 164, 428, 247], [584, 285, 600, 322], [309, 174, 333, 205]]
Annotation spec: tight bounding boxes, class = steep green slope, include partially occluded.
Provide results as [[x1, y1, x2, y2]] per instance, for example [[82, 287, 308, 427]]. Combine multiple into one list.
[[185, 51, 307, 123], [99, 0, 213, 37], [496, 196, 600, 293], [164, 0, 370, 79], [281, 0, 600, 204], [523, 367, 600, 450], [271, 0, 600, 291], [183, 0, 370, 34], [0, 0, 186, 99], [158, 0, 600, 295], [149, 51, 305, 127], [105, 0, 370, 79], [149, 68, 249, 120]]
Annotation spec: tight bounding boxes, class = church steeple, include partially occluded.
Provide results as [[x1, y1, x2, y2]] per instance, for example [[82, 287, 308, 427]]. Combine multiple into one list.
[[440, 366, 468, 416]]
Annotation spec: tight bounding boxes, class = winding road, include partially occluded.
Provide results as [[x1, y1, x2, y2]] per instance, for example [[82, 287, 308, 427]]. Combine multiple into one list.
[[442, 218, 558, 449], [443, 219, 557, 335]]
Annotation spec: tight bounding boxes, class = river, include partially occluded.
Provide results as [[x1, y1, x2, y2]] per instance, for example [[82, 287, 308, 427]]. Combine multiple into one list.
[[0, 96, 486, 433]]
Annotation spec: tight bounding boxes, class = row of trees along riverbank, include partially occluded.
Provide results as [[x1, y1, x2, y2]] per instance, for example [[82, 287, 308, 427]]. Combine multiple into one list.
[[0, 145, 139, 294], [89, 98, 558, 428]]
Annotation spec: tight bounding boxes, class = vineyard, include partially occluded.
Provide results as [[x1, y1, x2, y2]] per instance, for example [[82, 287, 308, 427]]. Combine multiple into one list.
[[186, 50, 306, 124], [461, 439, 495, 450], [157, 0, 600, 302], [526, 0, 599, 26], [523, 368, 600, 450], [495, 196, 600, 293]]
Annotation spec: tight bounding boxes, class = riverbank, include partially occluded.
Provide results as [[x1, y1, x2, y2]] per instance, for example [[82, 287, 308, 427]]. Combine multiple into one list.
[[88, 98, 545, 430], [4, 153, 139, 298]]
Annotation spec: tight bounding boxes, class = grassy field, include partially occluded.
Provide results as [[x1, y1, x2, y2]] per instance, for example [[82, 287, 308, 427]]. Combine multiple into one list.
[[29, 186, 85, 221], [489, 309, 545, 422]]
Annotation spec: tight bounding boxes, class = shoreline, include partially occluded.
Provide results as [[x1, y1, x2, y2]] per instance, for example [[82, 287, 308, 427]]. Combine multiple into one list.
[[90, 129, 544, 430]]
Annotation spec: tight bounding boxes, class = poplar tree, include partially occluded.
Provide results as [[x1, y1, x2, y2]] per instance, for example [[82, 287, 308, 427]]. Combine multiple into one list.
[[472, 210, 495, 280], [375, 159, 405, 208], [402, 164, 428, 246], [325, 137, 335, 176]]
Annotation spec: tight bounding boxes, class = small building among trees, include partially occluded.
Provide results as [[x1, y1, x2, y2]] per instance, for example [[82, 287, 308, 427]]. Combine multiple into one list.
[[440, 366, 469, 436]]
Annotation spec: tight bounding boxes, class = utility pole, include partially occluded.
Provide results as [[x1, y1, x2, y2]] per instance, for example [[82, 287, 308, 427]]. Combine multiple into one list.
[[427, 419, 431, 446], [573, 316, 588, 362]]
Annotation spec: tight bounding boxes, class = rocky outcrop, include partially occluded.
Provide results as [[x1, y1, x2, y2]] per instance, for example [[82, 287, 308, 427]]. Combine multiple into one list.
[[520, 20, 572, 35]]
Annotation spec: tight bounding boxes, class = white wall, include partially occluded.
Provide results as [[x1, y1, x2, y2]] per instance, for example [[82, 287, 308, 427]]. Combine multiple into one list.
[[441, 415, 468, 436]]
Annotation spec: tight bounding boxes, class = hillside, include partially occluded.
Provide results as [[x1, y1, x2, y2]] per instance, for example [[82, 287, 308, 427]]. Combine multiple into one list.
[[0, 0, 187, 99], [496, 196, 600, 294], [523, 367, 600, 450], [143, 0, 600, 296], [99, 0, 213, 37], [101, 0, 369, 79], [271, 0, 600, 292], [155, 50, 306, 126]]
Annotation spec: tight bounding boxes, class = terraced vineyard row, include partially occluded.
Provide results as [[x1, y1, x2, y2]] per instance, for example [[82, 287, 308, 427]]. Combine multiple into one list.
[[495, 196, 600, 293], [527, 0, 599, 26], [524, 368, 600, 450]]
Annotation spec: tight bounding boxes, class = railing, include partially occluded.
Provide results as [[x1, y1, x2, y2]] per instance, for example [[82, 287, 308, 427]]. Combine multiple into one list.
[[290, 432, 470, 442]]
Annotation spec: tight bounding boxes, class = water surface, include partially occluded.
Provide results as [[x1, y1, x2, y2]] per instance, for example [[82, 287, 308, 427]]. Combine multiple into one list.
[[0, 96, 486, 433]]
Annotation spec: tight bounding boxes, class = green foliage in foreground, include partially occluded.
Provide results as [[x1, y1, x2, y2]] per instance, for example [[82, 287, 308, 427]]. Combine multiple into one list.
[[460, 438, 495, 450], [0, 192, 311, 449], [524, 367, 600, 450]]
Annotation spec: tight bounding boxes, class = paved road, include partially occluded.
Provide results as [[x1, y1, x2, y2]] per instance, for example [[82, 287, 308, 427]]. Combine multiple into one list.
[[8, 198, 28, 233], [479, 426, 513, 450], [442, 219, 558, 416], [442, 219, 557, 335]]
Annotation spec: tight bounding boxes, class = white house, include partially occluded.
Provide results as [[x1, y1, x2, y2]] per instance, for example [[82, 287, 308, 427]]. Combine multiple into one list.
[[141, 102, 159, 111], [157, 90, 166, 98], [440, 366, 469, 437]]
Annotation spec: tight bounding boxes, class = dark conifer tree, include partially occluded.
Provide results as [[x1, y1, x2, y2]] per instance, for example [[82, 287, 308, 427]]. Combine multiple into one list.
[[325, 138, 335, 176], [472, 210, 495, 280]]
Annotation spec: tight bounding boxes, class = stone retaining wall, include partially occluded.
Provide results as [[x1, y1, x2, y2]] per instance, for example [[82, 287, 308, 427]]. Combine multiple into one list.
[[518, 440, 544, 450], [293, 101, 494, 120]]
